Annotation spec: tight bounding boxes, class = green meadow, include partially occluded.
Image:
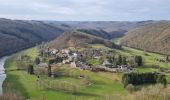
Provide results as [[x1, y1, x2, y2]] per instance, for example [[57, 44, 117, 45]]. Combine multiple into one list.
[[3, 43, 170, 99], [3, 48, 127, 100]]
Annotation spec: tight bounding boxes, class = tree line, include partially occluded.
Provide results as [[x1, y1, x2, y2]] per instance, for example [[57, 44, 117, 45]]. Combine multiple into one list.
[[122, 72, 167, 87]]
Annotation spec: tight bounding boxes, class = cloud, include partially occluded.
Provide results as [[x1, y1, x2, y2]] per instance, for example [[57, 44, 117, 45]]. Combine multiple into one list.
[[0, 0, 169, 21]]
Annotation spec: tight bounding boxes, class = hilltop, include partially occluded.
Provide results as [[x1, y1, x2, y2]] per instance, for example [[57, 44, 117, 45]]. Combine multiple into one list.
[[121, 21, 170, 55], [49, 31, 119, 49]]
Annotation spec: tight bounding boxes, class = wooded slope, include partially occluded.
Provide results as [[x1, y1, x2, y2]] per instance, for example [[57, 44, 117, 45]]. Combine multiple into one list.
[[0, 18, 64, 57], [49, 31, 119, 49], [121, 21, 170, 55]]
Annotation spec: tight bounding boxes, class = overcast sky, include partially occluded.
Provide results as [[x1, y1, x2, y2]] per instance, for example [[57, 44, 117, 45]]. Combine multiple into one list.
[[0, 0, 170, 21]]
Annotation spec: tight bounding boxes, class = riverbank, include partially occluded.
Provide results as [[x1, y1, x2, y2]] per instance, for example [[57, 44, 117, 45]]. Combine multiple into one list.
[[2, 48, 42, 99], [0, 57, 8, 95]]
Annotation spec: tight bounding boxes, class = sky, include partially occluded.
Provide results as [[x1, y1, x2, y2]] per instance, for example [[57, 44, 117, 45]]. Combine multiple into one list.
[[0, 0, 170, 21]]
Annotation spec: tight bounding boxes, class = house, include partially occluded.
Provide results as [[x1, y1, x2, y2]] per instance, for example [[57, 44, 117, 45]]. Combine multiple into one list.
[[62, 60, 71, 64], [69, 53, 78, 61], [70, 62, 76, 68], [51, 49, 59, 55], [94, 56, 101, 59], [61, 49, 70, 54], [102, 60, 112, 67], [116, 65, 132, 72]]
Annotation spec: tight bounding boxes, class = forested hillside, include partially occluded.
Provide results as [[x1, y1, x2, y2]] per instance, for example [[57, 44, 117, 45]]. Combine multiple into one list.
[[0, 18, 64, 57], [121, 21, 170, 55], [49, 31, 119, 49], [45, 21, 156, 40], [0, 19, 160, 57], [77, 29, 112, 39]]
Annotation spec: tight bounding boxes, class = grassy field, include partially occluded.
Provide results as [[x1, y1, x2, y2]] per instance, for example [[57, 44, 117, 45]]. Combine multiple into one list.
[[3, 47, 127, 100], [3, 41, 170, 99], [113, 38, 170, 82], [120, 47, 169, 68], [84, 43, 170, 82], [91, 44, 112, 50], [87, 59, 101, 65]]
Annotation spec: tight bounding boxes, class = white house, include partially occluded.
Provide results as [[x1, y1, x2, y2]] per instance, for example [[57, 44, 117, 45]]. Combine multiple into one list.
[[102, 60, 112, 67], [51, 49, 59, 55]]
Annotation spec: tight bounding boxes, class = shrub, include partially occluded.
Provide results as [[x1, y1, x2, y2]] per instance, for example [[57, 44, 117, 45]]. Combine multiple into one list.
[[27, 64, 34, 74], [35, 57, 40, 65], [126, 84, 135, 93], [166, 56, 170, 62], [35, 68, 47, 76], [135, 56, 143, 66], [47, 64, 52, 77], [53, 68, 61, 77]]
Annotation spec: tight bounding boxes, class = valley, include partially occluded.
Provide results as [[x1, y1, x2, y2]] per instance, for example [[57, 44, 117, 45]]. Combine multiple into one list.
[[2, 38, 170, 100], [0, 19, 170, 100], [0, 0, 170, 100]]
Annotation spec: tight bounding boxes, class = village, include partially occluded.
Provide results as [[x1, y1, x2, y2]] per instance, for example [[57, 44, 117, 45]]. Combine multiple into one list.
[[36, 45, 138, 77]]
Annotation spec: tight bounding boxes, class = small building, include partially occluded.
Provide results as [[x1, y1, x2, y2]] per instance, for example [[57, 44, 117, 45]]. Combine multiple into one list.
[[69, 53, 78, 62], [102, 60, 112, 67], [62, 60, 71, 64], [61, 49, 70, 54], [94, 56, 101, 59], [70, 62, 76, 68], [51, 49, 59, 55]]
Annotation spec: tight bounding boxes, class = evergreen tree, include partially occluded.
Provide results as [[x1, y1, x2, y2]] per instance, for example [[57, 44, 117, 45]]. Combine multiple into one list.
[[166, 56, 170, 62], [48, 60, 52, 77], [27, 64, 34, 74], [35, 57, 40, 65], [122, 56, 127, 65], [135, 56, 143, 66], [48, 64, 52, 77], [118, 55, 123, 65]]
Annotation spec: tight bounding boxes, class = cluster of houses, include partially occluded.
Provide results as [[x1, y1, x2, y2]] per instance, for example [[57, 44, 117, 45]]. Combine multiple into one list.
[[38, 48, 133, 73]]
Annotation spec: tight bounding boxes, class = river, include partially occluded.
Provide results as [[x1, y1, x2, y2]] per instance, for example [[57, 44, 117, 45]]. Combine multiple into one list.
[[0, 57, 7, 95]]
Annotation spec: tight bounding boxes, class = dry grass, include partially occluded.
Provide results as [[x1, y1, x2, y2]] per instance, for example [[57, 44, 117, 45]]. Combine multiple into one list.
[[0, 92, 23, 100], [103, 84, 170, 100], [133, 84, 170, 100]]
